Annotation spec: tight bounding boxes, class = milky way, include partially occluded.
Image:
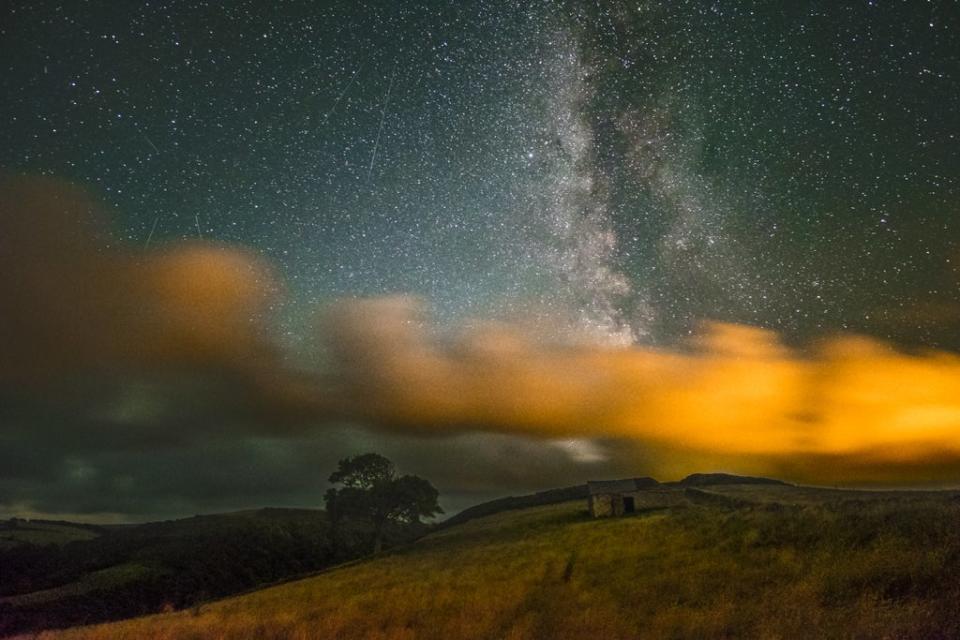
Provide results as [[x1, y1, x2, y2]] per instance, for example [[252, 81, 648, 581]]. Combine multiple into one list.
[[3, 2, 957, 348], [508, 27, 638, 345]]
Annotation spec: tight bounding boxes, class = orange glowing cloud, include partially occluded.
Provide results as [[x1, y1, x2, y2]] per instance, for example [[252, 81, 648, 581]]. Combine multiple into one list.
[[0, 175, 279, 385], [322, 296, 960, 477]]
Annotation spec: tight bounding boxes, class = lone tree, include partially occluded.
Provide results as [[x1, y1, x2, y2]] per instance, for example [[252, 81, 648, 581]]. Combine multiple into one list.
[[324, 453, 442, 554]]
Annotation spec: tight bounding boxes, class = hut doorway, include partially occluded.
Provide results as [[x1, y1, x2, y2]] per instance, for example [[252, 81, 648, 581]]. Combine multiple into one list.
[[623, 496, 635, 513]]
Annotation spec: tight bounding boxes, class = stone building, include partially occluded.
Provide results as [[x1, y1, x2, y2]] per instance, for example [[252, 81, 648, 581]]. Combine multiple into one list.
[[587, 477, 661, 517]]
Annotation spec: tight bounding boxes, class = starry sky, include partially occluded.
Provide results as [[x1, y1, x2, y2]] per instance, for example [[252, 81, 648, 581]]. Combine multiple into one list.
[[1, 1, 959, 521]]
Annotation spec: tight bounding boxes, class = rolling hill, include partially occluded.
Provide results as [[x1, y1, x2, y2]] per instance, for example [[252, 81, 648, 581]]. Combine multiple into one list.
[[0, 508, 425, 636], [0, 520, 102, 550], [34, 481, 960, 640]]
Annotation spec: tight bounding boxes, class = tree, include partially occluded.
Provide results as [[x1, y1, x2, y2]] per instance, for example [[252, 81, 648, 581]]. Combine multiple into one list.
[[324, 453, 442, 554], [328, 453, 394, 490]]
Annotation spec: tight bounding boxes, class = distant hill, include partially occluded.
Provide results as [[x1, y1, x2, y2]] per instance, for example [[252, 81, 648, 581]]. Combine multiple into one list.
[[673, 472, 792, 487], [38, 482, 960, 640], [0, 520, 102, 549], [438, 484, 588, 530], [438, 473, 788, 530], [0, 507, 425, 636]]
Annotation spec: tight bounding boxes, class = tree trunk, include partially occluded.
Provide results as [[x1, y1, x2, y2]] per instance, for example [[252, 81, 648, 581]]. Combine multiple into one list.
[[372, 520, 384, 554]]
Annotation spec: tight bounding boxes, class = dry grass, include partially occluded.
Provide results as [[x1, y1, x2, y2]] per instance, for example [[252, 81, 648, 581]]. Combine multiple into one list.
[[38, 488, 960, 640]]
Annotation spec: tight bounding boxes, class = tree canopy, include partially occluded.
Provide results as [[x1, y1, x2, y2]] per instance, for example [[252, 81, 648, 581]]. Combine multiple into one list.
[[324, 453, 442, 553]]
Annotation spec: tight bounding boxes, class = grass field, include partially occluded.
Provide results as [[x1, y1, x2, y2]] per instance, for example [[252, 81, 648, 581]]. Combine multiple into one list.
[[38, 485, 960, 639]]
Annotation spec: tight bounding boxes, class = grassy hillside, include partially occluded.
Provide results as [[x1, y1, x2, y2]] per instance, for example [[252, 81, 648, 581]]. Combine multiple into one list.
[[0, 508, 425, 636], [39, 484, 960, 640]]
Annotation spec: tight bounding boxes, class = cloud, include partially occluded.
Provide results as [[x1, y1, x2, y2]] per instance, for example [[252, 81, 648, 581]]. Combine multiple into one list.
[[0, 174, 336, 433], [322, 296, 960, 482], [0, 175, 280, 385], [3, 174, 960, 522]]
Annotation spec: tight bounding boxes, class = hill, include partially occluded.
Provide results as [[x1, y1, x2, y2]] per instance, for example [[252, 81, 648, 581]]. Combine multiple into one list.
[[437, 473, 784, 531], [36, 482, 960, 640], [0, 520, 102, 549], [0, 508, 425, 636], [438, 484, 588, 530], [672, 472, 792, 487]]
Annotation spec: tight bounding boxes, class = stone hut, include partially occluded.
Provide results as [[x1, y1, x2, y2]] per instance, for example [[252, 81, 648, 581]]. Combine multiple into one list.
[[587, 477, 661, 517]]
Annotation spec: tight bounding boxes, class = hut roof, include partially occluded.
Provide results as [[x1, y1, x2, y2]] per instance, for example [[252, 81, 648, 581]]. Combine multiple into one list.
[[587, 477, 659, 495]]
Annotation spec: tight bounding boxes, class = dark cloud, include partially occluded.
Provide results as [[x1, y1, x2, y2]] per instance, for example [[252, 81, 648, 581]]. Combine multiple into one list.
[[0, 176, 334, 519], [0, 175, 332, 429]]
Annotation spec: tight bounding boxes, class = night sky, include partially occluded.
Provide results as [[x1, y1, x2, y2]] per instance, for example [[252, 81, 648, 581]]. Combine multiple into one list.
[[2, 1, 959, 521]]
